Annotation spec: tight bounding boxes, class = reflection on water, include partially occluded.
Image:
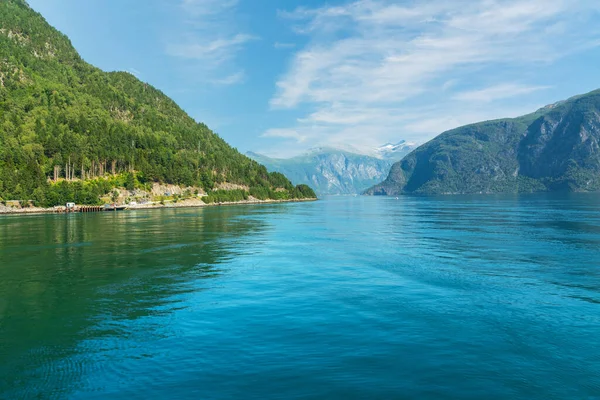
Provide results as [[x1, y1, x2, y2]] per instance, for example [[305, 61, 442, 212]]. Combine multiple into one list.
[[0, 206, 272, 398], [1, 195, 600, 399]]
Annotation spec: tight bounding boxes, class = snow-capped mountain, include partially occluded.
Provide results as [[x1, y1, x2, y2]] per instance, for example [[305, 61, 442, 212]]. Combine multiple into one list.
[[247, 141, 418, 195], [374, 140, 418, 160]]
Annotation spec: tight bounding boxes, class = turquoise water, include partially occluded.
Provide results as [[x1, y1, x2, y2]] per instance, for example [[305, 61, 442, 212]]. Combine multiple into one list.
[[1, 195, 599, 399]]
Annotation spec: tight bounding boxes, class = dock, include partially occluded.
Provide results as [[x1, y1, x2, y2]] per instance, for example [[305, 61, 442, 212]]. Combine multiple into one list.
[[80, 206, 105, 212]]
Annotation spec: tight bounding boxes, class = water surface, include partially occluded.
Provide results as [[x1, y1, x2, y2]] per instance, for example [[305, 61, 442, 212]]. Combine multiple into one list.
[[1, 195, 599, 399]]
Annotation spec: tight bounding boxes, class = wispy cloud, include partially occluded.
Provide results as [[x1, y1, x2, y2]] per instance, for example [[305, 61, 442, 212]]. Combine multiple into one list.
[[167, 34, 256, 66], [264, 0, 600, 154], [261, 128, 308, 142], [181, 0, 238, 17], [127, 68, 142, 78], [211, 71, 246, 85], [167, 0, 254, 85], [274, 42, 297, 50], [453, 84, 552, 103]]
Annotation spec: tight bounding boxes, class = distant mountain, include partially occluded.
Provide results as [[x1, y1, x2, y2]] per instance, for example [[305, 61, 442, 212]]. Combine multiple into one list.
[[365, 89, 600, 195], [247, 142, 417, 195]]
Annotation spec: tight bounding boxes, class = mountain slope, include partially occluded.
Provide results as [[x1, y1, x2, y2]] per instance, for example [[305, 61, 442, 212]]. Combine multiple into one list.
[[248, 145, 414, 195], [0, 0, 315, 205], [365, 90, 600, 195]]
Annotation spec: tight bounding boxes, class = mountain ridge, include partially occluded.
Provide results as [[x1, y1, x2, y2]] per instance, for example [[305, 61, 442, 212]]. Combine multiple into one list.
[[365, 88, 600, 195], [248, 142, 417, 195]]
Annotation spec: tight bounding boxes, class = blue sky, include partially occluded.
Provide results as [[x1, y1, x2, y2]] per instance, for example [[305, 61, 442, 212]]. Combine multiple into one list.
[[27, 0, 600, 157]]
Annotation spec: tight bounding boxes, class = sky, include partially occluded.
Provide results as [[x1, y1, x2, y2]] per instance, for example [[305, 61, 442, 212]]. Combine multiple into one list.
[[27, 0, 600, 157]]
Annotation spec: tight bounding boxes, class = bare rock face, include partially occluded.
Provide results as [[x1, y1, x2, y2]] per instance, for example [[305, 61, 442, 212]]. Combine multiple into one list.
[[247, 143, 416, 195], [366, 89, 600, 195]]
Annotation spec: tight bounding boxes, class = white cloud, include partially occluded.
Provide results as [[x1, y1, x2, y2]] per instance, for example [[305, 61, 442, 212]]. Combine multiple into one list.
[[167, 0, 253, 85], [211, 71, 246, 85], [266, 0, 600, 154], [167, 34, 256, 66], [453, 84, 551, 103], [261, 128, 308, 143]]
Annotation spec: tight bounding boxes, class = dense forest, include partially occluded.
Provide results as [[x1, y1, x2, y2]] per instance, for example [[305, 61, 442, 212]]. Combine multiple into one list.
[[0, 0, 316, 206]]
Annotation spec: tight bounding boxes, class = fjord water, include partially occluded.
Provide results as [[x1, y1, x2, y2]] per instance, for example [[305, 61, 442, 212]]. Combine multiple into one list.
[[1, 196, 599, 399]]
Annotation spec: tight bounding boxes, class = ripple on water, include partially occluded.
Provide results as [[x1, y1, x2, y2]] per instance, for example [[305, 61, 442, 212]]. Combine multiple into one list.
[[1, 195, 600, 399]]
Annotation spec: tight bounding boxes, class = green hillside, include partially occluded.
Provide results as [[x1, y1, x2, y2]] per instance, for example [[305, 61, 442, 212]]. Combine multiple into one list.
[[0, 0, 315, 206], [366, 89, 600, 195]]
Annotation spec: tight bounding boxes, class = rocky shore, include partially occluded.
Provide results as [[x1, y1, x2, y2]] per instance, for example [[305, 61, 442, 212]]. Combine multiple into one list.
[[0, 197, 318, 216]]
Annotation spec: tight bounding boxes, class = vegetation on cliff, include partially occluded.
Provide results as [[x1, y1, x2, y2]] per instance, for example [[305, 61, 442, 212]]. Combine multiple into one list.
[[366, 89, 600, 195]]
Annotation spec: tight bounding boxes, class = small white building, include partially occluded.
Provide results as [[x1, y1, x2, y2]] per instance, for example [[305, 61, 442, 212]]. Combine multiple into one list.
[[66, 202, 76, 210]]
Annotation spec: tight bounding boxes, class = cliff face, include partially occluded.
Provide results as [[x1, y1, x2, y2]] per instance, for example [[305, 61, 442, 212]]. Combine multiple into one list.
[[248, 149, 396, 195], [366, 89, 600, 195], [517, 97, 600, 190]]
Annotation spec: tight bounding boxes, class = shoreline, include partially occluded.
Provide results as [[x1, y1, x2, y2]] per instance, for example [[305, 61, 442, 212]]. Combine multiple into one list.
[[0, 197, 318, 217]]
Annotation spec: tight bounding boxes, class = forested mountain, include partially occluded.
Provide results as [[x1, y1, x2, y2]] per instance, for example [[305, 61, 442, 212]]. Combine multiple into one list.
[[366, 89, 600, 195], [0, 0, 315, 206]]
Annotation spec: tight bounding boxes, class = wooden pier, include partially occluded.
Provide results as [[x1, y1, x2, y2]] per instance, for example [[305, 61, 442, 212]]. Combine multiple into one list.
[[80, 206, 104, 213]]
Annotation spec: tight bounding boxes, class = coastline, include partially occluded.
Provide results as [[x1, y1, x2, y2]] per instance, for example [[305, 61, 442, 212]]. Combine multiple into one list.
[[0, 197, 318, 217], [127, 197, 318, 211]]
